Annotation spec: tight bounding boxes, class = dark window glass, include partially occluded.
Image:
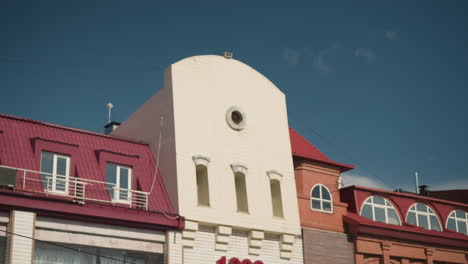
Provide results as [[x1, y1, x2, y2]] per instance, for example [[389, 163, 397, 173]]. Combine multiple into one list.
[[455, 210, 465, 218], [458, 221, 467, 235], [40, 152, 54, 190], [387, 209, 400, 225], [361, 204, 373, 220], [407, 212, 417, 225], [429, 215, 441, 231], [311, 186, 320, 198], [312, 199, 321, 210], [447, 218, 457, 231], [416, 203, 427, 212], [418, 214, 429, 229], [321, 186, 331, 200], [323, 201, 332, 212], [373, 196, 385, 205], [106, 163, 117, 199], [375, 207, 386, 223]]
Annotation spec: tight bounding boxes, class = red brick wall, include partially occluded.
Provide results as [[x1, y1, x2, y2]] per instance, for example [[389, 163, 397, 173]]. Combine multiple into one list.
[[294, 158, 348, 233], [303, 228, 354, 264]]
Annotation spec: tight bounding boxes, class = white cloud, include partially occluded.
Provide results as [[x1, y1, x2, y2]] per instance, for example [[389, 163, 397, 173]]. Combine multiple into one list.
[[342, 173, 391, 190], [282, 49, 300, 65], [430, 178, 468, 190], [354, 48, 376, 63], [385, 30, 399, 40], [312, 49, 330, 73]]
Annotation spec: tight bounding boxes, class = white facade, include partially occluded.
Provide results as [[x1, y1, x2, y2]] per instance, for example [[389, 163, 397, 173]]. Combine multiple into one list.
[[114, 55, 303, 263]]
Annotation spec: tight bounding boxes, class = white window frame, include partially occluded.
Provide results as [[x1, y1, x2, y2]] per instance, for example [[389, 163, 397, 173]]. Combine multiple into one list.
[[40, 151, 70, 195], [310, 184, 333, 213], [446, 209, 468, 235], [107, 163, 132, 203], [406, 203, 442, 231], [359, 196, 401, 225]]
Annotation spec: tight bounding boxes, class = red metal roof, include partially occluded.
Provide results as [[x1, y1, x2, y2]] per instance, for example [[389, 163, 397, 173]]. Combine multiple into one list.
[[289, 127, 354, 172], [0, 113, 181, 229]]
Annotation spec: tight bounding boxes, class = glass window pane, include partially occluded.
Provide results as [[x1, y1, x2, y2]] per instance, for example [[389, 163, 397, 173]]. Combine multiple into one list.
[[361, 204, 373, 220], [119, 167, 130, 200], [312, 199, 321, 210], [447, 218, 457, 231], [312, 186, 320, 198], [106, 163, 117, 199], [429, 215, 441, 231], [375, 207, 386, 223], [321, 186, 331, 200], [418, 214, 429, 229], [41, 152, 54, 190], [407, 212, 417, 225], [416, 203, 427, 212], [457, 221, 467, 235], [373, 196, 385, 205], [323, 201, 332, 212], [387, 208, 400, 225], [455, 210, 466, 219], [56, 157, 67, 176], [119, 168, 129, 189]]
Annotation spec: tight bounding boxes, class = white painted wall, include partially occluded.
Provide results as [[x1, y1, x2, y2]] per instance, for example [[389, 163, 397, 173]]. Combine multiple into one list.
[[166, 225, 304, 264], [9, 210, 35, 264], [114, 55, 301, 235]]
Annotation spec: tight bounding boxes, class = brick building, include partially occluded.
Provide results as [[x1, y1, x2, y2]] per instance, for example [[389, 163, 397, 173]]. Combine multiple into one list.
[[341, 186, 468, 264]]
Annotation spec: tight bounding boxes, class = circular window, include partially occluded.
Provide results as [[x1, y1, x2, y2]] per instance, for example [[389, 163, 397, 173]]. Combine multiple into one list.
[[226, 107, 246, 130]]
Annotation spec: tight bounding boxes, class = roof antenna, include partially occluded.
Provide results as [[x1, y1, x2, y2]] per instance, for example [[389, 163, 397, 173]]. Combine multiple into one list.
[[107, 103, 113, 124], [415, 171, 419, 194]]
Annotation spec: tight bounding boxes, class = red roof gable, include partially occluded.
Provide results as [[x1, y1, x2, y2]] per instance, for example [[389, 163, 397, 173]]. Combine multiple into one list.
[[0, 113, 181, 229], [289, 127, 354, 172]]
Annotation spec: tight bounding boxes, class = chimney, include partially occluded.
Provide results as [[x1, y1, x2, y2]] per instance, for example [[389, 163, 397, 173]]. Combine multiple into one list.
[[418, 185, 429, 196], [104, 121, 120, 135]]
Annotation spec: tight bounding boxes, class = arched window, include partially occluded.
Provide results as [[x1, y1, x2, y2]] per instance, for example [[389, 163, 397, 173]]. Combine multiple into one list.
[[310, 184, 333, 213], [406, 203, 441, 231], [360, 196, 401, 225], [446, 209, 468, 235], [270, 179, 284, 218], [193, 155, 211, 207]]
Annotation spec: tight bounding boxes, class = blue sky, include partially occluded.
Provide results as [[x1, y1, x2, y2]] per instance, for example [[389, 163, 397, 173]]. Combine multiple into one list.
[[1, 1, 467, 192]]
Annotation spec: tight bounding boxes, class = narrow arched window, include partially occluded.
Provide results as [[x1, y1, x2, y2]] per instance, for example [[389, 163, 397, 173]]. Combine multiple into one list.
[[270, 179, 284, 218], [234, 172, 249, 213], [446, 209, 468, 235], [406, 203, 441, 231], [310, 184, 333, 213], [196, 165, 210, 206], [360, 196, 401, 225]]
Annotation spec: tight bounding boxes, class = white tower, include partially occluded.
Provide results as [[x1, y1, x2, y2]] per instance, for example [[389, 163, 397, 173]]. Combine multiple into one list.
[[113, 55, 303, 263]]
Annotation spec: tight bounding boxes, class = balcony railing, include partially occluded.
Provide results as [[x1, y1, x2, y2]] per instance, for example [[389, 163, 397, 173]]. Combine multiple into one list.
[[0, 165, 149, 210]]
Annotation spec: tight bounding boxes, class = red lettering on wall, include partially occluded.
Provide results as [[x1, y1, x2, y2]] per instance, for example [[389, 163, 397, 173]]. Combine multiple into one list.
[[217, 257, 263, 264]]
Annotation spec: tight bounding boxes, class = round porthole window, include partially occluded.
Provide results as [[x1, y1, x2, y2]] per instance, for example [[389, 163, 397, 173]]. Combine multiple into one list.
[[226, 106, 246, 131]]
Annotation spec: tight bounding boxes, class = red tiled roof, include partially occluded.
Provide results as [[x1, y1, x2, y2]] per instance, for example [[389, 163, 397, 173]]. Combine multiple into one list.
[[289, 127, 354, 172], [0, 113, 180, 228]]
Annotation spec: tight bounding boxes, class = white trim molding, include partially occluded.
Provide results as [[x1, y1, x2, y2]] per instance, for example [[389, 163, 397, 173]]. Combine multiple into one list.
[[230, 163, 248, 175], [266, 170, 283, 181], [192, 155, 211, 167]]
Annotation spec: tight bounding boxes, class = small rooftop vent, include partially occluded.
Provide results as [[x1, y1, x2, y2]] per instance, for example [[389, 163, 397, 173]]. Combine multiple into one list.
[[224, 52, 233, 59], [104, 121, 120, 135]]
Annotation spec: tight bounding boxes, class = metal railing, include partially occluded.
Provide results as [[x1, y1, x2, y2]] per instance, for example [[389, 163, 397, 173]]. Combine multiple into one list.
[[0, 165, 149, 210]]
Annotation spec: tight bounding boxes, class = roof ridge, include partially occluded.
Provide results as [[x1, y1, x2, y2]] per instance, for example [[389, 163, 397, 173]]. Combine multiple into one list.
[[0, 113, 148, 146]]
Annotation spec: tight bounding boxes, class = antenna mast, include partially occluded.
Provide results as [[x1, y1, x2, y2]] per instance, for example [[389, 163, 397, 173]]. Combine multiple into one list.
[[415, 171, 419, 194], [107, 103, 113, 124]]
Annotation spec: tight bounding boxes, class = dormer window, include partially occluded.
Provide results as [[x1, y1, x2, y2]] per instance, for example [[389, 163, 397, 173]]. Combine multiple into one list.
[[106, 163, 132, 203], [40, 151, 70, 194], [446, 209, 468, 235], [406, 203, 442, 231]]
